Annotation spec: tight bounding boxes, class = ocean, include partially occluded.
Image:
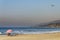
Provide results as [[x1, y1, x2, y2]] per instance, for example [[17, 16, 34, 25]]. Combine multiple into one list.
[[0, 26, 60, 34]]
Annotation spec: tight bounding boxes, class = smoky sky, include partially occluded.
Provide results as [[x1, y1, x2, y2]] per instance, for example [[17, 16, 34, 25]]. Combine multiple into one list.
[[0, 0, 60, 26]]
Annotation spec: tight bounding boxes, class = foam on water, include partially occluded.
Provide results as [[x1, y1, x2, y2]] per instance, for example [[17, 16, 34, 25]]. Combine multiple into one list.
[[8, 30, 60, 34], [22, 31, 60, 34], [0, 27, 60, 34]]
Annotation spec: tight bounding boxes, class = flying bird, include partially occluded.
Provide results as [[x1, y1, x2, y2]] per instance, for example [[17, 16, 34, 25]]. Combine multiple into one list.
[[51, 4, 55, 7]]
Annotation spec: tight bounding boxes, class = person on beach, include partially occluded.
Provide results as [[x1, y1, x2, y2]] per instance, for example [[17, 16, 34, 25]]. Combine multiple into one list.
[[6, 29, 12, 36]]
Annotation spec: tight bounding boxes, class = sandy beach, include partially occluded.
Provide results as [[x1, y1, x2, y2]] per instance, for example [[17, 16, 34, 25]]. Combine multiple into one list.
[[0, 33, 60, 40]]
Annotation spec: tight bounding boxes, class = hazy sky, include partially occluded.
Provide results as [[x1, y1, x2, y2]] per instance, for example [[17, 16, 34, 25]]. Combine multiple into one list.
[[0, 0, 60, 26]]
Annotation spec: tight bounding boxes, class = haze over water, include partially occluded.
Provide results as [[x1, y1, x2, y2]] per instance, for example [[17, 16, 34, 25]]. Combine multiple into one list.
[[0, 0, 60, 26]]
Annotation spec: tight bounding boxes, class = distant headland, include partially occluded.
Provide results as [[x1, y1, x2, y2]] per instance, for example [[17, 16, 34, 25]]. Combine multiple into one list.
[[36, 20, 60, 28]]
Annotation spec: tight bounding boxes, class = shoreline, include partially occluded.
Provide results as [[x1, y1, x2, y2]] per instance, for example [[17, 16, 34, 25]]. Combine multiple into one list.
[[0, 32, 60, 40], [1, 30, 60, 35]]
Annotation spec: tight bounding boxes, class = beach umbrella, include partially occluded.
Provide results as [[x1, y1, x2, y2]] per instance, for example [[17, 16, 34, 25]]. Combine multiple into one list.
[[6, 29, 13, 33]]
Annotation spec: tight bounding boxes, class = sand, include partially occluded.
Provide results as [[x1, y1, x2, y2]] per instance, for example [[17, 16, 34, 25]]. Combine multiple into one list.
[[0, 33, 60, 40]]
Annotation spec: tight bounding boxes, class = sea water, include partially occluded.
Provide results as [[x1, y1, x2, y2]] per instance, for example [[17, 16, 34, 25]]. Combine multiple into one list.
[[0, 26, 60, 34]]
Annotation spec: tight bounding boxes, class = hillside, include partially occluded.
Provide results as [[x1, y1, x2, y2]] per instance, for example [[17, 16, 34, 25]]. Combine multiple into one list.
[[37, 20, 60, 28]]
